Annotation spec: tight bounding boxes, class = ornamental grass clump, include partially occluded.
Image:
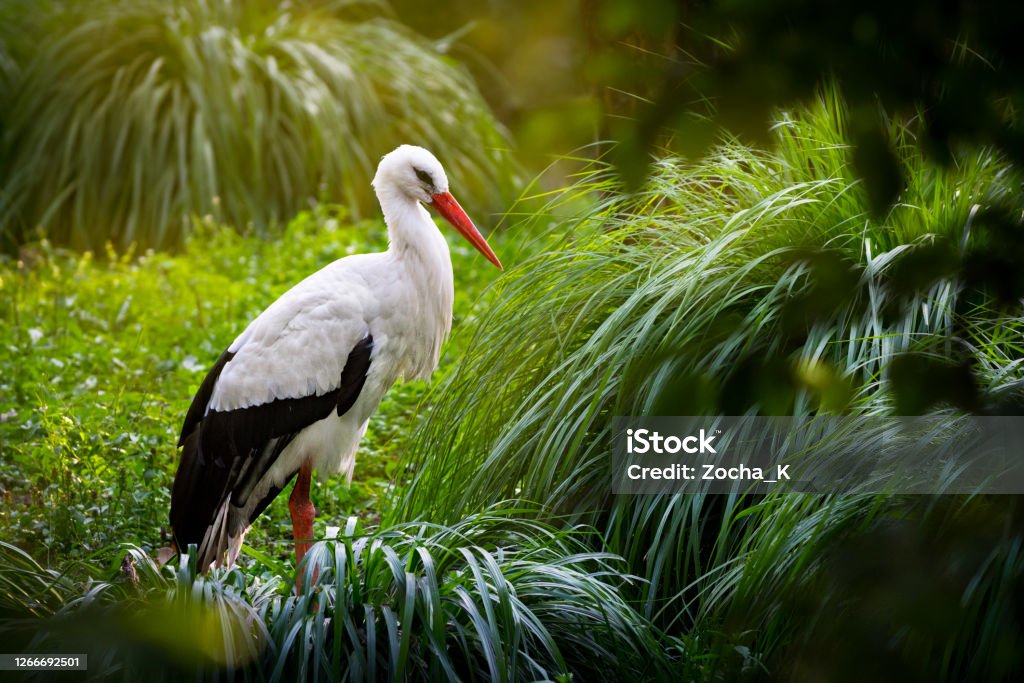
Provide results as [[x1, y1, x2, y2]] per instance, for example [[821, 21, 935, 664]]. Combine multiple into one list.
[[0, 0, 516, 251], [394, 90, 1024, 679]]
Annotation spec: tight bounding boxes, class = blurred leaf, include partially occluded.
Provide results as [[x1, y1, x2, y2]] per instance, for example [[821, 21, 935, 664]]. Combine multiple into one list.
[[849, 116, 905, 216], [888, 353, 980, 415]]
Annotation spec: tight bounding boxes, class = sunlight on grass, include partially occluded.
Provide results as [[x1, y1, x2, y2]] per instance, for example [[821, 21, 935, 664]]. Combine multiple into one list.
[[0, 206, 513, 564]]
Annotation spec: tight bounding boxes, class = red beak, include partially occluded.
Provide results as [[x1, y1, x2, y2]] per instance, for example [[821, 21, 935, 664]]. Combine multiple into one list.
[[430, 191, 503, 271]]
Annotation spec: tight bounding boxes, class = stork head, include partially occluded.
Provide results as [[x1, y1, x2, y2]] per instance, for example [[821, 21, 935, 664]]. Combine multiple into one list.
[[373, 145, 502, 270]]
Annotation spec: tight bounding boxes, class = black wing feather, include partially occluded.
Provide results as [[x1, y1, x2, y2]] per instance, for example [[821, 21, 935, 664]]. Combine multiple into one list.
[[178, 348, 234, 448], [170, 334, 374, 559]]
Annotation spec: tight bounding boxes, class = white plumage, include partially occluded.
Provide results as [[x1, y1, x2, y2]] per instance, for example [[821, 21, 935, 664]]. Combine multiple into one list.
[[170, 145, 501, 569]]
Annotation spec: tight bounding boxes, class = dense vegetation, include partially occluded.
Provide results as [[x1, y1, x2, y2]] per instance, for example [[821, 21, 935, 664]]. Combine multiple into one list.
[[5, 92, 1023, 680], [2, 0, 1023, 680], [396, 93, 1024, 680], [3, 512, 667, 681]]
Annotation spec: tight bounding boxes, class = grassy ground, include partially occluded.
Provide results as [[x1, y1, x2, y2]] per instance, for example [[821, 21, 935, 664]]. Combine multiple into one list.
[[0, 205, 511, 570]]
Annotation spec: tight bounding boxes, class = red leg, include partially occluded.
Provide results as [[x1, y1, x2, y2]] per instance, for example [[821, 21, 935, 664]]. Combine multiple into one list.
[[289, 462, 316, 582]]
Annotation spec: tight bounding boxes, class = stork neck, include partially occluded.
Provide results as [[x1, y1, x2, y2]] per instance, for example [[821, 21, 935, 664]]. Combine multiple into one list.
[[375, 186, 455, 379], [378, 189, 449, 268]]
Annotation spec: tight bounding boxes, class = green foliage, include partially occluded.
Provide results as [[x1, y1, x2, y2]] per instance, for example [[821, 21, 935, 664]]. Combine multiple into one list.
[[4, 511, 670, 682], [0, 0, 517, 251], [392, 93, 1024, 679]]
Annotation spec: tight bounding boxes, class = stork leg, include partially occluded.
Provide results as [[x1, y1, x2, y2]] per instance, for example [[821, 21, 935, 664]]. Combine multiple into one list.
[[289, 461, 316, 582]]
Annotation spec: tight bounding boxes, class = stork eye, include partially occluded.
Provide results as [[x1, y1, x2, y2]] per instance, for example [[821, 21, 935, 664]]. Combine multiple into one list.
[[414, 168, 433, 187]]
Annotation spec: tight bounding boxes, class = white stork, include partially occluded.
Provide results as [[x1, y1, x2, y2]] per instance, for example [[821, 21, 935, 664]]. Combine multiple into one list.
[[170, 145, 502, 570]]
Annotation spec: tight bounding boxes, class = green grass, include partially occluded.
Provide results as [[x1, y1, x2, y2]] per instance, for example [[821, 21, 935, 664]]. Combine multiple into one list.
[[0, 0, 518, 252], [390, 91, 1024, 679], [395, 92, 1024, 522]]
